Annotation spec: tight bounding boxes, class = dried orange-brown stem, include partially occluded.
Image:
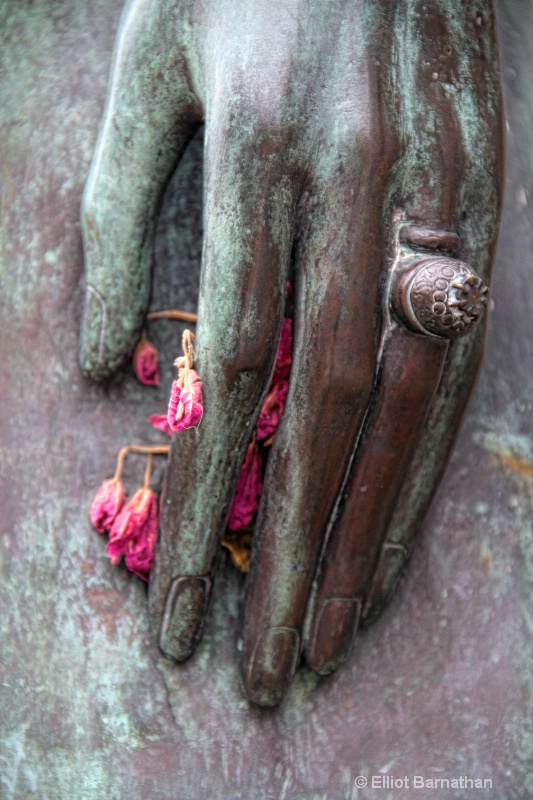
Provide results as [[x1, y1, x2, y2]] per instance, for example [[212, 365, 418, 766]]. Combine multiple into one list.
[[143, 453, 153, 489], [182, 329, 196, 375], [146, 309, 198, 323], [113, 445, 171, 482]]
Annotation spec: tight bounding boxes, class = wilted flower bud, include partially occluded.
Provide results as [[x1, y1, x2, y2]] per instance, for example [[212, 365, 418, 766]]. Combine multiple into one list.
[[133, 333, 160, 386], [107, 487, 158, 581], [89, 478, 125, 533], [256, 380, 289, 441], [167, 368, 203, 432], [255, 318, 292, 441], [227, 442, 263, 531], [272, 317, 292, 382]]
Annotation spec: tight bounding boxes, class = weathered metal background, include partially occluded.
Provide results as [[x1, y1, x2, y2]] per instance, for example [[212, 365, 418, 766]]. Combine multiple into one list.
[[0, 1, 532, 798]]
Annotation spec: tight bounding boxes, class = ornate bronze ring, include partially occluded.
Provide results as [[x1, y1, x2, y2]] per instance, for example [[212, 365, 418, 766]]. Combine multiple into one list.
[[391, 257, 490, 339]]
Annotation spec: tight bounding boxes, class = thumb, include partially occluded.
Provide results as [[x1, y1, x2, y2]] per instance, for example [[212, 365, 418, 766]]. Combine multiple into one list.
[[79, 0, 202, 378]]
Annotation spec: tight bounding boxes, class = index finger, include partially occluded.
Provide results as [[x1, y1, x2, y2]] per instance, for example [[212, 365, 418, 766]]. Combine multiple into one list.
[[149, 107, 295, 662]]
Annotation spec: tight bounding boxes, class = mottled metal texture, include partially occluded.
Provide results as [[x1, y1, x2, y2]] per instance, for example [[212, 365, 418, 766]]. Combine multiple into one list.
[[0, 0, 532, 797], [81, 0, 506, 706]]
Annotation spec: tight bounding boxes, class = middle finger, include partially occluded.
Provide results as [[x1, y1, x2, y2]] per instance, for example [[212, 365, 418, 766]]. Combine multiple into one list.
[[241, 88, 399, 706]]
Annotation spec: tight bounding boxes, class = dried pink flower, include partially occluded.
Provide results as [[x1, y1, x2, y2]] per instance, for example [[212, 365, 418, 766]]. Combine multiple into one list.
[[89, 478, 125, 533], [167, 366, 203, 432], [256, 379, 289, 441], [272, 317, 292, 382], [107, 487, 158, 581], [124, 535, 157, 582], [228, 442, 263, 531], [147, 413, 173, 436], [133, 333, 160, 386], [255, 318, 292, 441], [165, 330, 204, 433]]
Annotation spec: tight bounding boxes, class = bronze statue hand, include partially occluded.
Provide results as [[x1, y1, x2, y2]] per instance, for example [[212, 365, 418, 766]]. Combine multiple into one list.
[[79, 0, 503, 706]]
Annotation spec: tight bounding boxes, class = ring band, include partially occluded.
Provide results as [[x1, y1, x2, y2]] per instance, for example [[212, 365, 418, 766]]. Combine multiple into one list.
[[391, 257, 489, 340]]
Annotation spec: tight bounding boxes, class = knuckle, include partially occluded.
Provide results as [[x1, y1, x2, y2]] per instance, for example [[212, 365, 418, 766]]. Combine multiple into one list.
[[216, 325, 277, 393], [354, 119, 400, 169], [307, 358, 374, 418], [320, 115, 400, 180], [244, 94, 284, 132], [223, 75, 292, 153]]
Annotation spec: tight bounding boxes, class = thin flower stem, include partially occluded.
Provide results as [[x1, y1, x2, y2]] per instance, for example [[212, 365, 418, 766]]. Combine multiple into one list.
[[143, 454, 153, 489], [182, 329, 196, 374], [113, 447, 129, 482], [146, 310, 198, 323], [113, 445, 171, 482]]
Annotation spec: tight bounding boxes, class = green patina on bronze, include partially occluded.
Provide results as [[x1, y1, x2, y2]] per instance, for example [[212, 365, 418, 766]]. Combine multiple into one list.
[[1, 0, 533, 794], [77, 0, 507, 707]]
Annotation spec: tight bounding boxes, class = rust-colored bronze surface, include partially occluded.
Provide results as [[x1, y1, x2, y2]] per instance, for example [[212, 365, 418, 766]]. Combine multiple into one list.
[[1, 0, 532, 797]]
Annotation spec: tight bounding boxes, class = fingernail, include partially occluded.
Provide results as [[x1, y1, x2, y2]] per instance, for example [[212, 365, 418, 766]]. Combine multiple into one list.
[[308, 597, 361, 675], [79, 284, 107, 376], [160, 576, 211, 662], [245, 627, 300, 708]]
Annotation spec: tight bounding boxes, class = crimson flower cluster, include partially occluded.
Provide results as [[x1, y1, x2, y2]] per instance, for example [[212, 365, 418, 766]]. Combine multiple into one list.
[[90, 313, 293, 580], [226, 318, 292, 534], [89, 328, 201, 581], [89, 474, 158, 581]]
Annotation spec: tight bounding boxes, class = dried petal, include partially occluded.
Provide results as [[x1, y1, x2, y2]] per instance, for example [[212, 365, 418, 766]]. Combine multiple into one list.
[[133, 336, 160, 386], [222, 527, 253, 572], [222, 318, 292, 564], [187, 369, 203, 405], [108, 487, 158, 581], [124, 514, 159, 581], [256, 379, 289, 441], [167, 369, 203, 432], [89, 478, 125, 533], [228, 442, 263, 531], [272, 317, 292, 382], [147, 413, 173, 436]]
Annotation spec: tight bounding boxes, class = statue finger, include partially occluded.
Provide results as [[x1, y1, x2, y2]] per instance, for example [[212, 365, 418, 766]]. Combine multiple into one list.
[[149, 111, 295, 663], [363, 270, 499, 623], [361, 327, 484, 623], [304, 0, 504, 666], [79, 0, 202, 378], [239, 123, 399, 707], [363, 0, 505, 624], [303, 256, 491, 673]]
